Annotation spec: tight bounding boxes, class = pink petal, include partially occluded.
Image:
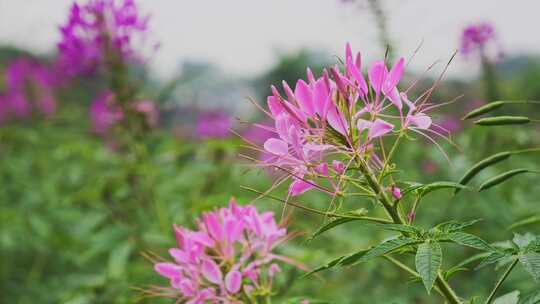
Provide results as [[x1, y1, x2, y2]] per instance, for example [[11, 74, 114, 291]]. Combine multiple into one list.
[[225, 270, 242, 294], [268, 263, 281, 277], [202, 259, 222, 285], [385, 57, 405, 91], [289, 179, 315, 196], [267, 96, 283, 117], [264, 138, 289, 156], [368, 119, 394, 139], [314, 163, 328, 176], [154, 263, 181, 279], [326, 104, 349, 136], [368, 60, 388, 95], [306, 67, 316, 85], [295, 80, 315, 117], [332, 160, 345, 174], [410, 114, 432, 129], [313, 79, 329, 117], [282, 81, 296, 104]]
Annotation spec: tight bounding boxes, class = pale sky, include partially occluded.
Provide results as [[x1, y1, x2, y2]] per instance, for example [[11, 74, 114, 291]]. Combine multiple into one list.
[[0, 0, 539, 79]]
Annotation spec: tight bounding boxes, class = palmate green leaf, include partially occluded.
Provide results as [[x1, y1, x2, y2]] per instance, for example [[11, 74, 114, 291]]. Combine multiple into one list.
[[373, 223, 423, 235], [445, 232, 494, 251], [519, 252, 540, 281], [415, 241, 442, 294], [354, 237, 420, 265], [493, 291, 521, 304]]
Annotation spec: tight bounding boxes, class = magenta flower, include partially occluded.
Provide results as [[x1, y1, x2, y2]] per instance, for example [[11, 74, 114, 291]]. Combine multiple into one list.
[[196, 110, 232, 140], [151, 199, 301, 303], [0, 58, 58, 124], [89, 92, 124, 135], [251, 43, 439, 197], [89, 92, 158, 135], [56, 0, 150, 77], [460, 22, 499, 58]]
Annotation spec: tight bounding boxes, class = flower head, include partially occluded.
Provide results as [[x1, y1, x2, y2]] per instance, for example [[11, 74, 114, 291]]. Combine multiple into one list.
[[152, 199, 297, 303], [196, 110, 232, 140], [0, 58, 57, 124], [249, 43, 439, 197], [460, 22, 500, 58], [56, 0, 151, 77]]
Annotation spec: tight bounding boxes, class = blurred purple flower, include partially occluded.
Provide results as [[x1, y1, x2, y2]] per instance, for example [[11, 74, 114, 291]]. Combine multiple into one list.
[[460, 22, 501, 60], [56, 0, 150, 77], [241, 122, 274, 145], [435, 115, 462, 135], [89, 92, 124, 135], [1, 58, 58, 123], [196, 110, 232, 139]]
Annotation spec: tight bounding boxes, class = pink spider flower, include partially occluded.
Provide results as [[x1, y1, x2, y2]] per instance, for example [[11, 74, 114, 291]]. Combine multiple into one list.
[[1, 58, 58, 124], [152, 199, 301, 303], [460, 22, 502, 60], [196, 110, 232, 140], [250, 43, 437, 197], [56, 0, 151, 77], [90, 91, 158, 135]]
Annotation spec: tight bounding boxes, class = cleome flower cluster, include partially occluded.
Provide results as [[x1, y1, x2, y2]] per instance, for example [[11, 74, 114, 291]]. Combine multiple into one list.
[[153, 199, 298, 304], [0, 58, 57, 124], [57, 0, 150, 77], [256, 43, 436, 197]]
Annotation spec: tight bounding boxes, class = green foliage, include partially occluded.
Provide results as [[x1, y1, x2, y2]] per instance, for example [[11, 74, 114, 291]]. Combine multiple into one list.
[[415, 240, 442, 293]]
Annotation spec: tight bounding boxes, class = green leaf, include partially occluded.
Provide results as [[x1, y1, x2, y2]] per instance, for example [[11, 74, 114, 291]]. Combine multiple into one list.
[[107, 242, 133, 279], [509, 216, 540, 230], [518, 290, 540, 304], [446, 232, 493, 251], [476, 252, 510, 270], [493, 291, 520, 304], [436, 219, 482, 233], [374, 223, 423, 235], [456, 152, 512, 193], [519, 252, 540, 281], [513, 233, 536, 250], [479, 169, 539, 192], [355, 237, 420, 265], [444, 266, 469, 280], [302, 249, 370, 277], [415, 241, 442, 294], [309, 218, 358, 240]]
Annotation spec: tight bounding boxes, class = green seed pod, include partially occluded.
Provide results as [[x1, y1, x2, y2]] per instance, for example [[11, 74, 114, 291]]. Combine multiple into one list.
[[462, 101, 505, 120], [455, 152, 512, 194], [478, 168, 534, 192], [474, 116, 530, 126]]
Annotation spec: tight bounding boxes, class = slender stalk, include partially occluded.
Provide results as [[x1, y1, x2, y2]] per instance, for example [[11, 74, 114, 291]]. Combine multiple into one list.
[[484, 258, 519, 304], [356, 157, 462, 304]]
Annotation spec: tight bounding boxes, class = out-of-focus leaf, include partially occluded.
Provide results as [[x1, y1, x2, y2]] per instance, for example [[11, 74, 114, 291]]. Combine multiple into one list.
[[493, 291, 521, 304], [510, 216, 540, 230], [518, 289, 540, 304], [108, 241, 133, 279], [415, 241, 442, 294]]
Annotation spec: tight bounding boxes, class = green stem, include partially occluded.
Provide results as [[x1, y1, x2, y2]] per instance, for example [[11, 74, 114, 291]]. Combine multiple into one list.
[[356, 157, 462, 304], [484, 258, 519, 304]]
